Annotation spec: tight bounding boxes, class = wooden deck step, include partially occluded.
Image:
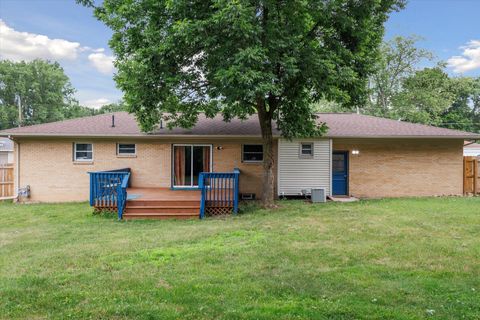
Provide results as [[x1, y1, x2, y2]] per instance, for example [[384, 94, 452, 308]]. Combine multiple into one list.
[[124, 198, 200, 219], [125, 205, 200, 214], [123, 212, 199, 220], [122, 188, 201, 220], [127, 199, 200, 207]]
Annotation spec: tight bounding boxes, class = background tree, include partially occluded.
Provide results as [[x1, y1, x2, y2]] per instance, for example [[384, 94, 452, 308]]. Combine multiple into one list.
[[0, 60, 77, 129], [0, 59, 125, 130], [441, 77, 480, 132], [391, 66, 456, 125], [320, 34, 480, 133], [312, 99, 346, 113], [80, 0, 404, 206], [62, 104, 97, 120], [365, 35, 433, 117], [97, 101, 127, 113]]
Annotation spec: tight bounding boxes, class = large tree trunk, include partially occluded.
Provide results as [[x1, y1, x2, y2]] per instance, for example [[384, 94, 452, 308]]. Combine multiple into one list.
[[258, 109, 275, 208]]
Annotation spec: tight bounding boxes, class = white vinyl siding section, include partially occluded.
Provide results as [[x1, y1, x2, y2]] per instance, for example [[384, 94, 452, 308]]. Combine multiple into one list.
[[0, 153, 7, 165], [0, 151, 13, 165], [464, 147, 480, 157], [278, 139, 332, 196]]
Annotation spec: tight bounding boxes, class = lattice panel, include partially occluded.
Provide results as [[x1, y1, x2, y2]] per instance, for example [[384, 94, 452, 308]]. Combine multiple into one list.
[[205, 206, 233, 216]]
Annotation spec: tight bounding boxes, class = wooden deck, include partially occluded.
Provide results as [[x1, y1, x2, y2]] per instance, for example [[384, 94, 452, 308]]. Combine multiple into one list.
[[90, 169, 239, 220], [124, 188, 201, 220]]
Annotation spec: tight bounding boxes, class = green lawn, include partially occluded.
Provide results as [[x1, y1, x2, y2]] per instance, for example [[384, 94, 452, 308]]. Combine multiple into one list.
[[0, 198, 479, 319]]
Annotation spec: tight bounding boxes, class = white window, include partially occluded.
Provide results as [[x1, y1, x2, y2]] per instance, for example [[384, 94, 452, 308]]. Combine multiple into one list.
[[74, 143, 93, 162], [242, 144, 263, 162], [300, 142, 313, 158], [117, 143, 136, 156]]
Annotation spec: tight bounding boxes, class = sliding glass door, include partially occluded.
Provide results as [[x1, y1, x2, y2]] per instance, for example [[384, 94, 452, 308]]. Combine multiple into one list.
[[173, 145, 212, 187]]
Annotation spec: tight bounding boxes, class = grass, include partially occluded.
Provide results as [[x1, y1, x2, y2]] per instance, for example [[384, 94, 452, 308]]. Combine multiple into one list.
[[0, 197, 479, 319]]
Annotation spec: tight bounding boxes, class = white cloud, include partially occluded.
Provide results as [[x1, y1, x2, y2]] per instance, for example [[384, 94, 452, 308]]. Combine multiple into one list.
[[80, 47, 105, 53], [0, 19, 81, 61], [83, 98, 111, 109], [0, 20, 121, 108], [88, 52, 115, 74], [447, 40, 480, 73]]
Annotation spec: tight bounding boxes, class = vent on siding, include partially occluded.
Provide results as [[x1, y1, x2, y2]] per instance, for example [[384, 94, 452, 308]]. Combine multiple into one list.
[[241, 193, 255, 200]]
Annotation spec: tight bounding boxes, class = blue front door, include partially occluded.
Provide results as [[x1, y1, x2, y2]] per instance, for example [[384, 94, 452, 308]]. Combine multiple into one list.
[[332, 151, 348, 196]]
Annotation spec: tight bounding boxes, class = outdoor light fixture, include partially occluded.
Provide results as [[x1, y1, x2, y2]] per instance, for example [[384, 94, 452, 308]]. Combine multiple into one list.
[[352, 150, 360, 155], [216, 146, 223, 150]]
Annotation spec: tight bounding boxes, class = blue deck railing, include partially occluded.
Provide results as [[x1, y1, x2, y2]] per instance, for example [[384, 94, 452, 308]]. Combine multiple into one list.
[[199, 168, 240, 218], [88, 168, 131, 219], [116, 172, 130, 220]]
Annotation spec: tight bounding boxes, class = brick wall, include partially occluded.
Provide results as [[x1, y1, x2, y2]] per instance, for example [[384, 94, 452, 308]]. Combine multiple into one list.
[[17, 138, 276, 202], [333, 139, 464, 198], [212, 141, 277, 199]]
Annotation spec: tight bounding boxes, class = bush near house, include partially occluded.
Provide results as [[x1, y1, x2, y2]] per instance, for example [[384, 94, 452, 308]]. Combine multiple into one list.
[[0, 198, 479, 319]]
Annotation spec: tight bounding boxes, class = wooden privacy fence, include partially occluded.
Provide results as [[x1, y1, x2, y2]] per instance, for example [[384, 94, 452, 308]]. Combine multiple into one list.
[[464, 156, 479, 195], [0, 164, 14, 199]]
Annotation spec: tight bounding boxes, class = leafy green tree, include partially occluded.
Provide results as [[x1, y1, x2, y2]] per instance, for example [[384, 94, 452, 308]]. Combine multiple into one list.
[[365, 35, 433, 116], [98, 101, 127, 113], [80, 0, 404, 206], [0, 60, 77, 129], [61, 101, 127, 120], [391, 67, 455, 125], [63, 104, 98, 119], [312, 36, 480, 133], [441, 77, 480, 132], [312, 99, 348, 113]]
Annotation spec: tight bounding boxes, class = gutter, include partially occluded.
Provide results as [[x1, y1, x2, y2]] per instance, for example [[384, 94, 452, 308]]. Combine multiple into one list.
[[0, 133, 275, 139], [328, 135, 480, 139], [1, 133, 480, 140]]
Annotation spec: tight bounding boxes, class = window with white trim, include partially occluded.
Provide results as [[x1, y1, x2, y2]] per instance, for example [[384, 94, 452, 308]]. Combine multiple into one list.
[[117, 143, 136, 156], [74, 143, 93, 161], [300, 142, 313, 157], [242, 144, 263, 162]]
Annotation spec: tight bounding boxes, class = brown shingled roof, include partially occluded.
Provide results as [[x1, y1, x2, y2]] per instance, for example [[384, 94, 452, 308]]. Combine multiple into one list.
[[0, 111, 478, 139]]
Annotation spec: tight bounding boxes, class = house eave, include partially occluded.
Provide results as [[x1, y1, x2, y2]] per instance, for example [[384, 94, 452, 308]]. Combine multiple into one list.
[[328, 135, 480, 139], [1, 133, 479, 140], [0, 133, 279, 139]]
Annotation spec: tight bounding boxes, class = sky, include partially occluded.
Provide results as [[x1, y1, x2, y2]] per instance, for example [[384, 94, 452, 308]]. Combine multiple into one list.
[[0, 0, 479, 109]]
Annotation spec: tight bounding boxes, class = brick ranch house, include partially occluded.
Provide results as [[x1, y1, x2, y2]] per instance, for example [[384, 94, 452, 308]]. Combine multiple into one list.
[[0, 112, 479, 218]]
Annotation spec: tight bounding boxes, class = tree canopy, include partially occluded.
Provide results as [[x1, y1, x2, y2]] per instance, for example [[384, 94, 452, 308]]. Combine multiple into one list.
[[391, 66, 456, 125], [317, 35, 480, 133], [366, 35, 433, 117], [0, 60, 77, 129], [441, 77, 480, 132], [80, 0, 404, 205], [0, 59, 126, 130]]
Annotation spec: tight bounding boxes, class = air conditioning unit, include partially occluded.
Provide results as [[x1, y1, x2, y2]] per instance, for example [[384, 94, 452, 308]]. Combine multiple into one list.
[[311, 188, 326, 203]]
